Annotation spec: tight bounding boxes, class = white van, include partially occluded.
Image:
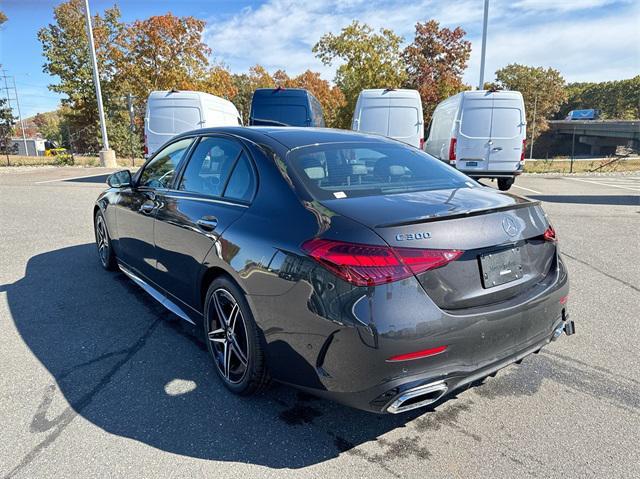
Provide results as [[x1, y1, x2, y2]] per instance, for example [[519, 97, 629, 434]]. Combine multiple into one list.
[[351, 89, 424, 149], [144, 90, 242, 157], [425, 90, 526, 190]]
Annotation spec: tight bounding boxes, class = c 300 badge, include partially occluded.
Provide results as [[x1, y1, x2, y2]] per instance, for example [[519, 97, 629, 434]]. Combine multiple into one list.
[[396, 232, 431, 241]]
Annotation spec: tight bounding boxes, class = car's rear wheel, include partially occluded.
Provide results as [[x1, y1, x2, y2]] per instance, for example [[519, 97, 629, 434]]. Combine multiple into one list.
[[498, 177, 514, 191], [204, 277, 269, 395], [94, 210, 117, 270]]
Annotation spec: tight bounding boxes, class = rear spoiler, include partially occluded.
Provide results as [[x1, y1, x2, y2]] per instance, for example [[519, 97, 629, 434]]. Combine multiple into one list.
[[376, 199, 540, 228]]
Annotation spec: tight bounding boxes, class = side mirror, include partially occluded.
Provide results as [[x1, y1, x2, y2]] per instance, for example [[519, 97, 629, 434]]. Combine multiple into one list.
[[107, 170, 132, 188]]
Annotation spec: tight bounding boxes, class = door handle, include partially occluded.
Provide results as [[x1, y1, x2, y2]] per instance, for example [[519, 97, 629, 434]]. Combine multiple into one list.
[[140, 201, 156, 214], [197, 216, 218, 232]]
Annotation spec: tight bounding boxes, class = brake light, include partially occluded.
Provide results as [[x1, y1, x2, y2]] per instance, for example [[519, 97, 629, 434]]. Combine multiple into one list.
[[543, 225, 556, 242], [419, 138, 425, 149], [302, 239, 463, 287], [387, 345, 448, 362], [448, 138, 457, 164], [520, 139, 526, 164]]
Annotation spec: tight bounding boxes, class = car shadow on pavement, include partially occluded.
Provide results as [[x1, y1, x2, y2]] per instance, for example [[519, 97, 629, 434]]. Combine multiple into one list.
[[4, 243, 430, 471]]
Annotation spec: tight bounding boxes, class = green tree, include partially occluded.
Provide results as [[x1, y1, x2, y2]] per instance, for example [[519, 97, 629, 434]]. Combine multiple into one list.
[[403, 20, 471, 128], [232, 65, 276, 122], [560, 76, 640, 120], [0, 97, 17, 162], [313, 21, 407, 128], [33, 111, 64, 144], [493, 64, 567, 143]]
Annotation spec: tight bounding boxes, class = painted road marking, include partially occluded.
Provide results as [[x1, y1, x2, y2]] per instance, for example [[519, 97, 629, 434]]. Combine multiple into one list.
[[564, 177, 640, 192], [512, 184, 542, 195]]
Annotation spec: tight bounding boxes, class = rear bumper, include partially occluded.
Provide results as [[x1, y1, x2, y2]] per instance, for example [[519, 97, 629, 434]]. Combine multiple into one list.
[[254, 253, 570, 414], [464, 170, 523, 179]]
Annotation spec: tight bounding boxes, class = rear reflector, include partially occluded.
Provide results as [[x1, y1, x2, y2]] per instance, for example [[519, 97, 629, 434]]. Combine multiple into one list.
[[387, 345, 448, 362], [520, 139, 527, 164], [419, 138, 425, 149], [302, 239, 463, 287], [543, 225, 556, 242]]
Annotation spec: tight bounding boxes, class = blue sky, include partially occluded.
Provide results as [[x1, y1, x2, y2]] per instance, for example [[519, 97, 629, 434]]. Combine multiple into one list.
[[1, 0, 639, 118]]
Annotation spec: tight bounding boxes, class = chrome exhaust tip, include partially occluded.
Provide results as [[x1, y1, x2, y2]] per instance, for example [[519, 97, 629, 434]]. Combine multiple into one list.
[[387, 381, 448, 414], [551, 323, 565, 341]]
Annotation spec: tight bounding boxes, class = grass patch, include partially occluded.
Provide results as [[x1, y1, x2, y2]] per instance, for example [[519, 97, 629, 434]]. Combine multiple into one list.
[[0, 155, 145, 168], [525, 158, 640, 174]]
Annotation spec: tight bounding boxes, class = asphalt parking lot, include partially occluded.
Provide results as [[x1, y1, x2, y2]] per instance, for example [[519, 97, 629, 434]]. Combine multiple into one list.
[[1, 167, 639, 478]]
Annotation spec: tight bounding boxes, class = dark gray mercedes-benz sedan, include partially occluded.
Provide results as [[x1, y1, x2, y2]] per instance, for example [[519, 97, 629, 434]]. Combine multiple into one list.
[[94, 127, 573, 413]]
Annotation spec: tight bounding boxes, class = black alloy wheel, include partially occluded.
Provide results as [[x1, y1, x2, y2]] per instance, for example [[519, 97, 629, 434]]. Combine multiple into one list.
[[204, 277, 269, 394], [95, 211, 116, 270]]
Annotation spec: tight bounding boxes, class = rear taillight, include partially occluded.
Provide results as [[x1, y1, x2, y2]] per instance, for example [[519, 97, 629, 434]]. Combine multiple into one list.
[[302, 239, 463, 287], [448, 138, 457, 164], [520, 139, 526, 164], [419, 138, 425, 149], [543, 225, 556, 242]]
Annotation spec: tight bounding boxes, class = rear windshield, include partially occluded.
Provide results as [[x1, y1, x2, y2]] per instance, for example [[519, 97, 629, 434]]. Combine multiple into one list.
[[491, 107, 522, 138], [286, 142, 474, 200], [251, 103, 308, 126], [460, 107, 491, 138]]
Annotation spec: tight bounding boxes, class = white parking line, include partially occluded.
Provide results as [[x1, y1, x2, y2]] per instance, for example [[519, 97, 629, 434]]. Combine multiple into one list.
[[512, 184, 542, 194], [34, 173, 108, 184], [564, 177, 640, 192]]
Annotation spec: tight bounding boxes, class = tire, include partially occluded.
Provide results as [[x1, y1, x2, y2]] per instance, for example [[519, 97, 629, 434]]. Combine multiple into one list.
[[498, 177, 514, 191], [94, 210, 117, 271], [203, 276, 270, 395]]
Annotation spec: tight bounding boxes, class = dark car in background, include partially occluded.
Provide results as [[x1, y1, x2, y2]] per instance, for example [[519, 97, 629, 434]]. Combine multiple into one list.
[[249, 88, 325, 127], [94, 127, 573, 414]]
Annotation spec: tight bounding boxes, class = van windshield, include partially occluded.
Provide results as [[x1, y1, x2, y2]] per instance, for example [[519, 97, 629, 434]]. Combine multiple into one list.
[[287, 142, 473, 200], [252, 104, 308, 126]]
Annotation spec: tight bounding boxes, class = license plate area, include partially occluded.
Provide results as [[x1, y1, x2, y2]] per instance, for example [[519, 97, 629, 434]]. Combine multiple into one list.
[[465, 161, 479, 167], [480, 247, 523, 288]]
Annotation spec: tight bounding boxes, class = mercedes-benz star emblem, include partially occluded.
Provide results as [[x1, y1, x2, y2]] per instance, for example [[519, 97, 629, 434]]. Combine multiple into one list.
[[502, 216, 519, 237]]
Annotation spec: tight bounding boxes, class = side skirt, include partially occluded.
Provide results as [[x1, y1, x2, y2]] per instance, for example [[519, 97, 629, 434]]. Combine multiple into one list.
[[118, 263, 196, 325]]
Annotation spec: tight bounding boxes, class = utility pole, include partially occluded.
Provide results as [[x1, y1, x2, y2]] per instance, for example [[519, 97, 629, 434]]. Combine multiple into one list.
[[1, 70, 28, 155], [529, 94, 538, 160], [83, 0, 116, 167], [478, 0, 490, 90]]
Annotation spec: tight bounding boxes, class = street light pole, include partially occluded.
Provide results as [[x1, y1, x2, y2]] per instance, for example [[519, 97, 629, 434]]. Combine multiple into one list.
[[478, 0, 490, 90], [83, 0, 116, 167]]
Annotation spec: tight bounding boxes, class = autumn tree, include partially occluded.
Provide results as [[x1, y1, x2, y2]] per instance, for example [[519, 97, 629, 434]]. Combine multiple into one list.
[[493, 64, 567, 142], [33, 111, 64, 144], [38, 0, 126, 153], [403, 20, 471, 127], [313, 21, 407, 128], [0, 11, 7, 26], [116, 13, 211, 101]]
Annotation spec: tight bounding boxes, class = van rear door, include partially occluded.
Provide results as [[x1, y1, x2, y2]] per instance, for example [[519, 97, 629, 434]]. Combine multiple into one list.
[[487, 96, 524, 173], [457, 97, 492, 173], [147, 97, 202, 154]]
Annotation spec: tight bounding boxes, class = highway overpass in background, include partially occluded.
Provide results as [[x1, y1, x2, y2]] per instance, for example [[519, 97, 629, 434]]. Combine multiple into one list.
[[548, 120, 640, 155]]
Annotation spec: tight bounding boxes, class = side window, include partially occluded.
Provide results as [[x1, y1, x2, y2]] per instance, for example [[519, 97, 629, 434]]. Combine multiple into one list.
[[223, 153, 256, 202], [178, 137, 242, 196], [139, 138, 193, 188]]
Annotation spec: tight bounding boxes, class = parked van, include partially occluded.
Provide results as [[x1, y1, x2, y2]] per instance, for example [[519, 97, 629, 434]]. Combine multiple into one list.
[[249, 88, 325, 127], [425, 90, 526, 190], [351, 89, 424, 149], [144, 90, 242, 157]]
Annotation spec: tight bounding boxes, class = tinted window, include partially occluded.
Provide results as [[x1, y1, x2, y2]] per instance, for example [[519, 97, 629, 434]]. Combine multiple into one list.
[[389, 107, 419, 137], [179, 137, 242, 196], [139, 138, 193, 188], [224, 153, 256, 202], [252, 103, 308, 126], [359, 107, 388, 135], [491, 108, 522, 138], [461, 106, 492, 138], [287, 142, 472, 200], [148, 106, 200, 134]]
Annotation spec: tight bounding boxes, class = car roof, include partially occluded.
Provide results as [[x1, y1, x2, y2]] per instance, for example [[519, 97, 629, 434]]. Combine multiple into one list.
[[174, 126, 399, 150]]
